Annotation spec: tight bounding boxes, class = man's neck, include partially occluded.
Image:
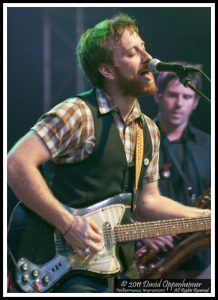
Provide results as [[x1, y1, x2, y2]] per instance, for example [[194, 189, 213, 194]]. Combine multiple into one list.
[[103, 86, 136, 122], [159, 118, 188, 142]]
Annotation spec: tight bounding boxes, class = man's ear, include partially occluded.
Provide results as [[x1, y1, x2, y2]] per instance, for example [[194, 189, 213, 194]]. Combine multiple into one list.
[[192, 97, 199, 110], [153, 90, 162, 105], [98, 63, 114, 80]]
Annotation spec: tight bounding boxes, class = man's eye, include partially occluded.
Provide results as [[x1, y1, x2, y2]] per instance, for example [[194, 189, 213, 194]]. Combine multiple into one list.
[[184, 95, 193, 100], [168, 93, 177, 98], [128, 52, 137, 57]]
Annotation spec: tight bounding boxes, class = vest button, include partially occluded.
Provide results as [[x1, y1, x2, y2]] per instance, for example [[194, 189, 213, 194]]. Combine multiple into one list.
[[144, 158, 150, 166]]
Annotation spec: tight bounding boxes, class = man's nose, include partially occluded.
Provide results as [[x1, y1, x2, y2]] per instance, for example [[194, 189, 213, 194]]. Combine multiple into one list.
[[141, 50, 153, 63], [176, 95, 185, 106]]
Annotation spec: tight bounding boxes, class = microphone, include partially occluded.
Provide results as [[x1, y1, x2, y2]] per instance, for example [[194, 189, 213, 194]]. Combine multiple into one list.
[[148, 58, 199, 74]]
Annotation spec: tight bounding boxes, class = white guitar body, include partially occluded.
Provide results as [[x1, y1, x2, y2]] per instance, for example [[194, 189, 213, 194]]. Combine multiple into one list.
[[62, 203, 125, 274]]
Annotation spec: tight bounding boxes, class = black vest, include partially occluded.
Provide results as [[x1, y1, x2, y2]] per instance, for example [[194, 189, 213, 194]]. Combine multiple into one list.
[[42, 89, 153, 208]]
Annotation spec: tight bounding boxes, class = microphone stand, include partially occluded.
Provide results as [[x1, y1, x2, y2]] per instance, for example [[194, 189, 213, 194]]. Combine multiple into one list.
[[178, 72, 211, 104]]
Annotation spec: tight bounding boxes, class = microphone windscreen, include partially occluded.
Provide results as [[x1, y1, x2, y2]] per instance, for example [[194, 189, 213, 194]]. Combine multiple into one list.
[[148, 58, 161, 74]]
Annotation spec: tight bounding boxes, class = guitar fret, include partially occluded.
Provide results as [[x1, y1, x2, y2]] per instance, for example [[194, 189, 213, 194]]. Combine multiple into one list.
[[114, 216, 210, 242]]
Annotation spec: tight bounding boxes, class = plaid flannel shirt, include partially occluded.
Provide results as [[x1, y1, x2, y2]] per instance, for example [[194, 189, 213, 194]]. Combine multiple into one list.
[[31, 88, 160, 183]]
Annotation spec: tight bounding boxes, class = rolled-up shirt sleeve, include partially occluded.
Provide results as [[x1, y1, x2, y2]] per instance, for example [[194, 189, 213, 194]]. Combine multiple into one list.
[[31, 97, 95, 164]]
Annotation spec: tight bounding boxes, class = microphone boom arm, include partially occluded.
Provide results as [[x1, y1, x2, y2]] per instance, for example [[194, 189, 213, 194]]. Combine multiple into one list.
[[178, 73, 211, 104]]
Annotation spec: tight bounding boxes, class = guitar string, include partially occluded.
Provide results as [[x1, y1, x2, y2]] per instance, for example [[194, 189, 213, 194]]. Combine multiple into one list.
[[57, 202, 210, 246], [52, 189, 211, 249], [114, 226, 210, 240], [114, 220, 210, 234], [114, 216, 210, 229], [114, 218, 210, 234], [56, 216, 210, 247], [56, 215, 208, 245], [113, 217, 210, 241]]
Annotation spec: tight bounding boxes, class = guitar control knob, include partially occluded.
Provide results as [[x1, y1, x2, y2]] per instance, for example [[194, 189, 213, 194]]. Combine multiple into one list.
[[42, 275, 49, 284], [21, 263, 29, 271], [22, 274, 29, 282], [32, 269, 39, 277]]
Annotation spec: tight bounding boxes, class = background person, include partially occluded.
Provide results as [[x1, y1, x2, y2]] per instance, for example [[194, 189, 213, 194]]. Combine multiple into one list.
[[136, 65, 211, 279]]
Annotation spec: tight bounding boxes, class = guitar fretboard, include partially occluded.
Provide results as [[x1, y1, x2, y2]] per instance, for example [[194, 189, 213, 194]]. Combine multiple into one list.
[[114, 216, 210, 242]]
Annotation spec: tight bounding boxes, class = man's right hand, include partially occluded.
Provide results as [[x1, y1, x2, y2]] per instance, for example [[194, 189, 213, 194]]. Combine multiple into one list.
[[62, 215, 102, 256]]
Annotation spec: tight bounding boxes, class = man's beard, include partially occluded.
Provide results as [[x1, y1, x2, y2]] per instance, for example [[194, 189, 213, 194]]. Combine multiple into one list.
[[114, 68, 157, 97]]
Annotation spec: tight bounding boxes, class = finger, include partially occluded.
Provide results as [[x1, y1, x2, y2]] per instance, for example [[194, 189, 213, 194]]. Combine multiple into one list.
[[158, 236, 174, 248], [88, 231, 102, 243], [152, 240, 167, 251], [88, 219, 101, 235], [143, 236, 174, 249], [77, 247, 94, 257], [143, 238, 167, 252], [160, 235, 174, 242], [135, 245, 148, 256], [87, 222, 102, 243], [143, 240, 160, 252], [87, 241, 103, 254], [74, 248, 84, 257]]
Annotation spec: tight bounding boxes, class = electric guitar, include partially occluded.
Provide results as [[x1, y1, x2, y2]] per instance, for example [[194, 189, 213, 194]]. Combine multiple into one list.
[[7, 193, 210, 293]]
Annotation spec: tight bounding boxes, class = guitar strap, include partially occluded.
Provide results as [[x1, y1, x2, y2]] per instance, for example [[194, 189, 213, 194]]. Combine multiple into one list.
[[134, 120, 144, 210]]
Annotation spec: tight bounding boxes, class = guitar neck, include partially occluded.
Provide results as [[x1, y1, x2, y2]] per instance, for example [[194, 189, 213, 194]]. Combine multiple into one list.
[[114, 216, 210, 243]]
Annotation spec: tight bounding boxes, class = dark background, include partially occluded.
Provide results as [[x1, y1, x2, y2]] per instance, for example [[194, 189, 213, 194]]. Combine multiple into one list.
[[7, 6, 212, 217]]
